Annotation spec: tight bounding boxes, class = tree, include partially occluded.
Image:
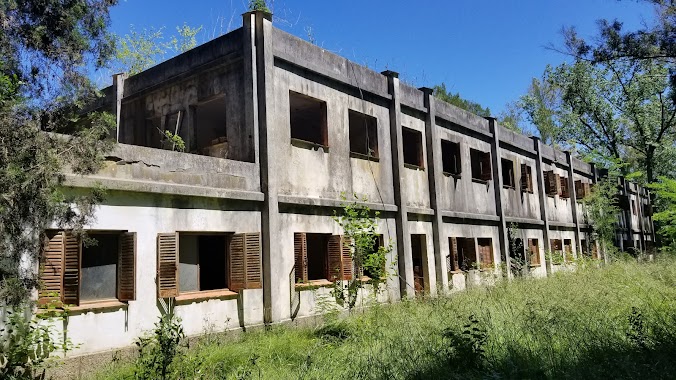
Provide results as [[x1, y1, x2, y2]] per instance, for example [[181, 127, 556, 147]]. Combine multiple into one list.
[[519, 76, 561, 144], [0, 1, 117, 306], [112, 23, 203, 75], [647, 176, 676, 249], [433, 83, 492, 118], [248, 0, 270, 13]]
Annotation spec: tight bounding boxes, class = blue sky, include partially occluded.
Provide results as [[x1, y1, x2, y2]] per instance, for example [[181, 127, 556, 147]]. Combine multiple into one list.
[[107, 0, 656, 115]]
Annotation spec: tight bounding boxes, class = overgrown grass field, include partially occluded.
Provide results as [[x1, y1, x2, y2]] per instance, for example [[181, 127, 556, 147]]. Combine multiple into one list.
[[94, 258, 676, 379]]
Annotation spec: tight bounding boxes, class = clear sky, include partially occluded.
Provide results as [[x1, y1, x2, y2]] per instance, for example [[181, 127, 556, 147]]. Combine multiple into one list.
[[107, 0, 657, 115]]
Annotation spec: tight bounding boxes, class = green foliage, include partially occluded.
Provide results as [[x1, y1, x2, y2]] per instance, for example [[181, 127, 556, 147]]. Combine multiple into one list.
[[519, 76, 561, 144], [248, 0, 271, 13], [332, 194, 392, 310], [581, 164, 622, 256], [163, 130, 186, 152], [433, 83, 491, 118], [1, 1, 117, 306], [134, 314, 186, 380], [0, 303, 74, 379], [93, 258, 676, 379], [112, 23, 203, 75], [647, 176, 676, 247]]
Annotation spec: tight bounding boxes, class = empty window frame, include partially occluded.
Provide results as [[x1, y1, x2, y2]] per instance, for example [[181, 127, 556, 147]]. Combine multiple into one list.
[[477, 238, 494, 268], [363, 234, 385, 279], [402, 127, 424, 168], [501, 158, 515, 188], [294, 233, 352, 284], [156, 232, 261, 298], [470, 149, 492, 181], [528, 238, 540, 266], [289, 91, 328, 147], [550, 239, 563, 262], [39, 230, 136, 307], [544, 170, 561, 197], [521, 164, 533, 192], [411, 234, 427, 293], [348, 110, 378, 159], [563, 239, 573, 262], [448, 237, 477, 272], [161, 111, 184, 151], [559, 176, 570, 198], [441, 140, 461, 175], [193, 95, 228, 159]]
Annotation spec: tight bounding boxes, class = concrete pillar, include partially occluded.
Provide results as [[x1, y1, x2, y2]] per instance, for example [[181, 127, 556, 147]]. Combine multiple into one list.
[[382, 70, 415, 298], [565, 152, 582, 258], [622, 179, 633, 253], [420, 88, 447, 292], [637, 185, 646, 254], [244, 10, 284, 324], [486, 118, 511, 278], [532, 137, 552, 274], [112, 73, 126, 142]]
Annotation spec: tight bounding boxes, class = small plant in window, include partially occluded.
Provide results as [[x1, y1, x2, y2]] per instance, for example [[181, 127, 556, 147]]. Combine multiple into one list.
[[332, 193, 392, 311], [163, 130, 185, 152]]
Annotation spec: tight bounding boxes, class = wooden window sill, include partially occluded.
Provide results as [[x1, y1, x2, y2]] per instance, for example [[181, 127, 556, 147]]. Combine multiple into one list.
[[522, 189, 534, 194], [290, 138, 329, 152], [350, 151, 380, 162], [443, 172, 462, 179], [295, 279, 334, 290], [503, 185, 516, 190], [39, 299, 127, 315], [404, 163, 425, 171], [175, 289, 239, 304], [472, 178, 490, 184]]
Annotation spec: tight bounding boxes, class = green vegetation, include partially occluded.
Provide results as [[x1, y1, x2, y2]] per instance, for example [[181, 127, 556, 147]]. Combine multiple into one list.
[[92, 258, 676, 380]]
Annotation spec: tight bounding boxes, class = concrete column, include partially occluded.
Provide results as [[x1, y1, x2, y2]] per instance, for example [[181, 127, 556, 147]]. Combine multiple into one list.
[[112, 73, 126, 142], [382, 70, 415, 298], [622, 179, 633, 253], [244, 11, 284, 324], [486, 118, 510, 278], [532, 137, 552, 273], [565, 152, 582, 258], [420, 88, 447, 292], [637, 186, 646, 254]]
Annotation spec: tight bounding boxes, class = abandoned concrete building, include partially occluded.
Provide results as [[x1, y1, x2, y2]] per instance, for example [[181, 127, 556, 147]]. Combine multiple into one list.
[[39, 11, 655, 356]]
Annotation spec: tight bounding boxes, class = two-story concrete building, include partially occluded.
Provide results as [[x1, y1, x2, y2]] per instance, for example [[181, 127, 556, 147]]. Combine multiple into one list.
[[38, 11, 655, 356]]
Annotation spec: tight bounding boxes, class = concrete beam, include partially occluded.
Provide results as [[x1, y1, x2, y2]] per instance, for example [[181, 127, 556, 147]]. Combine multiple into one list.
[[421, 88, 447, 292], [383, 70, 415, 299]]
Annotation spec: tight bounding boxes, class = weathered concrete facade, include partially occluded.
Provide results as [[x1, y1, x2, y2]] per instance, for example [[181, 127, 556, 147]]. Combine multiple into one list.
[[41, 11, 655, 357]]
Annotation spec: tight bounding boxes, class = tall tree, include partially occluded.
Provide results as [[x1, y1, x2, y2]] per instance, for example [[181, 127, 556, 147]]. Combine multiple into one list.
[[0, 0, 117, 305], [520, 76, 561, 145]]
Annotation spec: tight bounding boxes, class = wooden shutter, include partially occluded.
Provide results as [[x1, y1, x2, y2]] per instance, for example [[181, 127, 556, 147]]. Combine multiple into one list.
[[480, 152, 492, 180], [117, 232, 136, 302], [478, 240, 493, 267], [584, 182, 591, 198], [157, 233, 179, 298], [545, 171, 554, 195], [575, 180, 583, 198], [449, 237, 459, 271], [528, 239, 540, 265], [327, 235, 343, 281], [520, 164, 528, 191], [39, 231, 64, 304], [245, 233, 262, 289], [560, 177, 569, 198], [61, 231, 81, 306], [228, 234, 246, 292], [341, 237, 353, 280], [294, 233, 307, 283]]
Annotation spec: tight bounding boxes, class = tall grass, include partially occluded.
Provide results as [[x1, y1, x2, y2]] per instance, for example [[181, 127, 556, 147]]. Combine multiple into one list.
[[94, 257, 676, 379]]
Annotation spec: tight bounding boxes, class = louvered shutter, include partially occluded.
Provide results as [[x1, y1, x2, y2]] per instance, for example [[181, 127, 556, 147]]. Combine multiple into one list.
[[575, 180, 583, 198], [245, 233, 262, 289], [293, 233, 307, 283], [327, 235, 343, 281], [341, 237, 353, 280], [479, 243, 493, 267], [449, 237, 459, 271], [229, 234, 246, 291], [545, 171, 555, 195], [480, 152, 492, 180], [61, 232, 81, 306], [560, 177, 569, 198], [117, 232, 136, 301], [554, 174, 562, 196], [584, 183, 591, 197], [520, 164, 529, 191], [157, 233, 179, 298], [528, 239, 539, 265], [39, 231, 64, 304]]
